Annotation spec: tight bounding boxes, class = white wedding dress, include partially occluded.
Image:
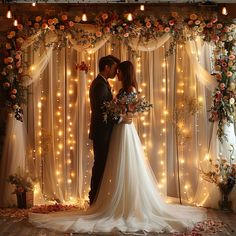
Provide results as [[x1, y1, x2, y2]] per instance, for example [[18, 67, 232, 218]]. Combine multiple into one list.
[[29, 123, 206, 233]]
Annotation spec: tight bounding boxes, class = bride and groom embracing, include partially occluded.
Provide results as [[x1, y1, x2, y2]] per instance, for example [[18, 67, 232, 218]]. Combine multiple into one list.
[[29, 56, 206, 234]]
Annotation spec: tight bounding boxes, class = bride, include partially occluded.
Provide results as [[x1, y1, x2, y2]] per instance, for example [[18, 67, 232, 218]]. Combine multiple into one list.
[[29, 61, 206, 234]]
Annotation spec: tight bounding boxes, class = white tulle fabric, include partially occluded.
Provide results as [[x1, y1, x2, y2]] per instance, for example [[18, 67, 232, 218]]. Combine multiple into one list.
[[29, 123, 206, 233]]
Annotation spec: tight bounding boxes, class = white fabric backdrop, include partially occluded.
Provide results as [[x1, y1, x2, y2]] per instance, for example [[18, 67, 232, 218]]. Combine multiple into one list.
[[0, 29, 235, 211]]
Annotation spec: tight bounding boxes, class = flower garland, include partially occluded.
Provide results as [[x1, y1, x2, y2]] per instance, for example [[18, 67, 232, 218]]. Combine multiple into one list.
[[184, 13, 236, 141], [0, 11, 235, 140]]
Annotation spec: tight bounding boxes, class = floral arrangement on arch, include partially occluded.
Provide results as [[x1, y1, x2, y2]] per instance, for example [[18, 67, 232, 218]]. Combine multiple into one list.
[[209, 51, 236, 140], [0, 11, 235, 140], [185, 13, 236, 141]]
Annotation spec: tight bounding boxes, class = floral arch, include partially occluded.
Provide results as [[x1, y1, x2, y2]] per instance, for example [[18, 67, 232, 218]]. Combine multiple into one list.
[[0, 9, 236, 209]]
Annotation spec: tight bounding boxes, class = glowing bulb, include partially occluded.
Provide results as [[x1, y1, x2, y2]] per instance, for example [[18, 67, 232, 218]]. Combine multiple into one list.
[[37, 102, 42, 108], [127, 12, 133, 21], [13, 19, 18, 26], [140, 4, 145, 11], [82, 12, 87, 22], [222, 6, 228, 15], [6, 7, 12, 19], [32, 2, 36, 6]]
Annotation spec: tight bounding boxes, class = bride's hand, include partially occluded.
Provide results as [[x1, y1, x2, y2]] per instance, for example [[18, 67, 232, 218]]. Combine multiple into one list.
[[121, 112, 133, 124]]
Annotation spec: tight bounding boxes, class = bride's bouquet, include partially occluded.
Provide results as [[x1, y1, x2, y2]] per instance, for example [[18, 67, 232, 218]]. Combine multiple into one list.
[[103, 91, 152, 122]]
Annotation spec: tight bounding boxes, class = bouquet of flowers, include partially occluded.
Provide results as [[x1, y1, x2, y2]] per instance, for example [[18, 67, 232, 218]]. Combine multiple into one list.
[[7, 173, 35, 194], [102, 91, 152, 122]]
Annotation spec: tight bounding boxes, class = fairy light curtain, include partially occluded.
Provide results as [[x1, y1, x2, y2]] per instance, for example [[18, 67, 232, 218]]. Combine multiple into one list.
[[1, 29, 235, 211]]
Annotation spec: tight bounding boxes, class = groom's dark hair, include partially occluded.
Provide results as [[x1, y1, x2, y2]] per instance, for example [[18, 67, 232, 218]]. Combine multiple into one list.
[[99, 55, 120, 72]]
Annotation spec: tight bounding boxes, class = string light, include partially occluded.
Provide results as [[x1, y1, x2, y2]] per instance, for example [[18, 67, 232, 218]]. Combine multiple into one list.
[[140, 4, 145, 11], [127, 12, 133, 21], [32, 2, 36, 6], [222, 6, 228, 15], [82, 12, 87, 22], [6, 6, 12, 19], [13, 18, 18, 27]]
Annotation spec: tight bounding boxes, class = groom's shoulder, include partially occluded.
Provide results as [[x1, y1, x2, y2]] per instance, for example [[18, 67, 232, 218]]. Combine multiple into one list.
[[91, 75, 105, 86]]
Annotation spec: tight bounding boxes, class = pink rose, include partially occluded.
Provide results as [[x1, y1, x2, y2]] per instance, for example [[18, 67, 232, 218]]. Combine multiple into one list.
[[224, 26, 231, 32], [49, 25, 55, 31], [95, 31, 102, 37], [190, 14, 198, 20], [211, 17, 218, 23], [10, 94, 16, 99], [101, 13, 108, 21], [226, 71, 233, 77], [60, 25, 65, 30], [188, 20, 193, 25], [17, 24, 23, 30], [104, 27, 110, 33], [5, 43, 11, 49], [169, 20, 175, 26], [11, 89, 17, 94], [229, 54, 235, 60], [216, 23, 223, 29], [212, 35, 219, 42], [207, 22, 213, 28], [215, 91, 223, 101], [48, 19, 54, 25], [15, 54, 21, 60], [7, 65, 13, 70], [219, 83, 225, 90], [35, 16, 42, 22], [146, 21, 152, 28], [42, 23, 48, 29], [34, 23, 40, 29], [61, 15, 68, 21], [215, 73, 222, 81], [3, 82, 10, 88], [164, 27, 170, 32], [68, 21, 74, 27]]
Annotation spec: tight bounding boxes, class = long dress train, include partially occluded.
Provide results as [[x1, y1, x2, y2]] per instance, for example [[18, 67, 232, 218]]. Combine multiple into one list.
[[29, 123, 206, 233]]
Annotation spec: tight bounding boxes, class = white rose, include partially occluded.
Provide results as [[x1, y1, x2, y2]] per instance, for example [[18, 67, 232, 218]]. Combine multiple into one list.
[[230, 97, 235, 104]]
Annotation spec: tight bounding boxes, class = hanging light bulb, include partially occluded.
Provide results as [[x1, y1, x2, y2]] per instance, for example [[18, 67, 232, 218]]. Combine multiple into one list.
[[6, 6, 12, 19], [13, 18, 18, 27], [32, 2, 36, 7], [127, 12, 133, 21], [82, 12, 87, 22], [222, 6, 228, 15], [140, 4, 145, 11]]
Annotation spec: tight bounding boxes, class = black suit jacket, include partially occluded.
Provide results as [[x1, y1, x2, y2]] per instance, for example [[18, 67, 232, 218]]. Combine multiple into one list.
[[89, 75, 113, 140]]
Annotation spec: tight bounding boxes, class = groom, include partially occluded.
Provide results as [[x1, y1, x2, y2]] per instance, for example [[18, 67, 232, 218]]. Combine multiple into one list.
[[88, 55, 120, 205]]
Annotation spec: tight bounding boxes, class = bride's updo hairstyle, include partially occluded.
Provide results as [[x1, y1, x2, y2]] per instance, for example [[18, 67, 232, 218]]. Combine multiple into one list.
[[118, 61, 138, 93]]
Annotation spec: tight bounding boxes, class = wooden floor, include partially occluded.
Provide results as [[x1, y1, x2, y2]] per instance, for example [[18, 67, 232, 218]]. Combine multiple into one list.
[[0, 209, 235, 236]]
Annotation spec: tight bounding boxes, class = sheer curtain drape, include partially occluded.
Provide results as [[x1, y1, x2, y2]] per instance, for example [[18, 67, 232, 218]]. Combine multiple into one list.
[[0, 30, 235, 211]]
